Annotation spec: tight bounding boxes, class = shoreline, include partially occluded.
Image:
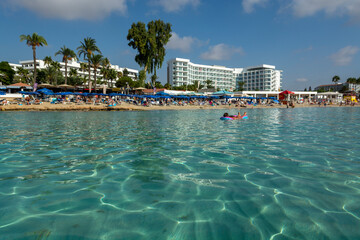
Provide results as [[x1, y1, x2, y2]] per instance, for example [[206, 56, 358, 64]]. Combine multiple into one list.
[[1, 102, 358, 111]]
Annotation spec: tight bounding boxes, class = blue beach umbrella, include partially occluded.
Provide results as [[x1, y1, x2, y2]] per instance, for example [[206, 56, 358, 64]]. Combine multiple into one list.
[[156, 92, 170, 96], [19, 91, 40, 95]]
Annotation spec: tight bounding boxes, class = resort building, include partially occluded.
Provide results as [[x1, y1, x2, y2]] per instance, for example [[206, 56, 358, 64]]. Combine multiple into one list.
[[314, 83, 344, 92], [167, 58, 282, 91], [167, 58, 236, 91], [235, 65, 282, 91], [15, 59, 138, 86], [315, 83, 360, 93], [9, 63, 22, 72]]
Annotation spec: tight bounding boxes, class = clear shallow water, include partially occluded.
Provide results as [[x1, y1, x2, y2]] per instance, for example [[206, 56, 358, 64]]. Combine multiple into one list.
[[0, 108, 360, 240]]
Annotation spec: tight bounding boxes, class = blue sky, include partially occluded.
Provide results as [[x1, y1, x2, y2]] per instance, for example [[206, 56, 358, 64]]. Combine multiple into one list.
[[1, 0, 360, 90]]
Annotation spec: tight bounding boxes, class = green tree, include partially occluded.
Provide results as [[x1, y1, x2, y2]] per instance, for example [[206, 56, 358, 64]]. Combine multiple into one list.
[[309, 86, 312, 91], [332, 75, 340, 83], [304, 88, 307, 91], [205, 79, 213, 89], [127, 20, 172, 86], [19, 33, 47, 85], [36, 69, 47, 84], [123, 68, 129, 77], [0, 62, 15, 85], [138, 69, 146, 87], [100, 67, 109, 87], [164, 83, 171, 90], [51, 61, 61, 85], [16, 67, 30, 83], [100, 58, 111, 87], [155, 81, 164, 89], [236, 81, 245, 91], [55, 46, 76, 85], [90, 54, 103, 91], [43, 56, 53, 67], [108, 69, 117, 88], [77, 37, 101, 92], [151, 74, 158, 87], [80, 62, 88, 73], [68, 68, 82, 86], [115, 76, 133, 88]]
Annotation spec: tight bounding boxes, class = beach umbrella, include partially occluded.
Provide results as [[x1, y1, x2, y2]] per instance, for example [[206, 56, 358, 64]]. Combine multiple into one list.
[[19, 91, 40, 95], [279, 90, 294, 102], [37, 88, 53, 93], [156, 92, 170, 96], [280, 90, 294, 95]]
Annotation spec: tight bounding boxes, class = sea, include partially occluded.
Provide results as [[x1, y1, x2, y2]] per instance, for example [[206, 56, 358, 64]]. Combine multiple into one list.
[[0, 107, 359, 239]]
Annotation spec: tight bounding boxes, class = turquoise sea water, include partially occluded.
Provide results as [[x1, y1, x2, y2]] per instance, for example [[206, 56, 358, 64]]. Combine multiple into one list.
[[0, 108, 360, 239]]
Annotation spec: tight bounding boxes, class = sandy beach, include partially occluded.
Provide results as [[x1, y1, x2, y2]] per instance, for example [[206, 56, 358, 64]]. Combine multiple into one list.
[[0, 101, 357, 111]]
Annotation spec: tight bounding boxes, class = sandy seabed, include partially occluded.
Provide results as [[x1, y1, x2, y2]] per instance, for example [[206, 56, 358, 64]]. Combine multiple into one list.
[[0, 102, 357, 111]]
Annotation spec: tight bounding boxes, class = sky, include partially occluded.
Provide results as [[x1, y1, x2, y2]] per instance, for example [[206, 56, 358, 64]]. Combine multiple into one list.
[[1, 0, 360, 90]]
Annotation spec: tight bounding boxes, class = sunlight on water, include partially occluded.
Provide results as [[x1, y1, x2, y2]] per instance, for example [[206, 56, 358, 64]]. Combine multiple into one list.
[[0, 108, 360, 239]]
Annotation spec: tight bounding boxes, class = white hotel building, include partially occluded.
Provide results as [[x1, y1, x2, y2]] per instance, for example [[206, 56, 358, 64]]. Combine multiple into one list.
[[10, 59, 138, 86], [167, 58, 236, 91], [167, 58, 282, 91], [235, 65, 282, 91]]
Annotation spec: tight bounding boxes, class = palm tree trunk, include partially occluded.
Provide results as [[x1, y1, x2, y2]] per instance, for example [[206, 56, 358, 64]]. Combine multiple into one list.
[[93, 69, 97, 92], [65, 60, 68, 85], [32, 46, 37, 86], [88, 60, 91, 93]]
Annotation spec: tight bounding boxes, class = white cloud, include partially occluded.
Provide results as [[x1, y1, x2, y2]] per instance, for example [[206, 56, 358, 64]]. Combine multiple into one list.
[[154, 0, 200, 12], [242, 0, 268, 13], [6, 0, 127, 20], [296, 78, 308, 82], [242, 0, 360, 20], [331, 46, 359, 66], [166, 33, 204, 53], [200, 44, 244, 61], [291, 0, 360, 18]]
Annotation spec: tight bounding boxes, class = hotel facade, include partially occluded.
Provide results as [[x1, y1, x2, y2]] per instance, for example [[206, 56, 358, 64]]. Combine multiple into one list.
[[9, 59, 138, 87], [235, 65, 282, 91], [167, 58, 236, 91], [167, 58, 282, 91]]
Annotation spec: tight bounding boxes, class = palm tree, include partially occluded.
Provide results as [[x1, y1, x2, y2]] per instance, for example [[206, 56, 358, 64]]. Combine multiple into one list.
[[205, 79, 213, 89], [100, 67, 109, 87], [101, 57, 111, 87], [16, 67, 30, 84], [43, 56, 53, 67], [44, 66, 55, 84], [108, 69, 117, 88], [332, 75, 340, 84], [90, 54, 104, 91], [69, 68, 78, 78], [77, 37, 101, 93], [51, 61, 61, 85], [55, 46, 76, 85], [20, 33, 47, 85], [80, 62, 87, 73], [117, 71, 123, 80]]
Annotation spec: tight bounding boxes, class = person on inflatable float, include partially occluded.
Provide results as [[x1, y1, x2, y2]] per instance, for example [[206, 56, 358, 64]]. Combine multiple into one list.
[[222, 112, 247, 119]]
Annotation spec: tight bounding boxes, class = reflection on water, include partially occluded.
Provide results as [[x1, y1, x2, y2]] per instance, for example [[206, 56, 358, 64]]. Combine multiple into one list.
[[0, 108, 360, 239]]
